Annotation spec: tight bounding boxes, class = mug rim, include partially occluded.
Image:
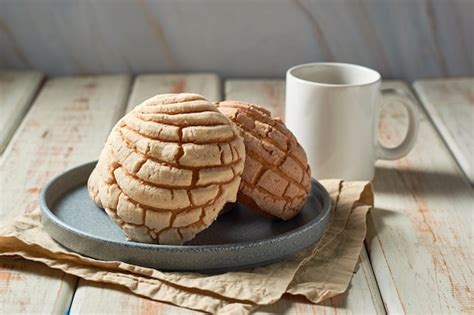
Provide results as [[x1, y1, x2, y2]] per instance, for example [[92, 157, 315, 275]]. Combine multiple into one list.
[[287, 62, 381, 88]]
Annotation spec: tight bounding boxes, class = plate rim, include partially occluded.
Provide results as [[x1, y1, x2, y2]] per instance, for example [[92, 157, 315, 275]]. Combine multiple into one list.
[[40, 161, 332, 253]]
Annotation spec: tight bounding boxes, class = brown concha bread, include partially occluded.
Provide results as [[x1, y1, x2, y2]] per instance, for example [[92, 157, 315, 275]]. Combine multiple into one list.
[[215, 100, 311, 220], [88, 93, 245, 244]]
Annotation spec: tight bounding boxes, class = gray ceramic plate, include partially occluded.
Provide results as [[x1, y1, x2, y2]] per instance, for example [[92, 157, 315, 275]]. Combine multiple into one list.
[[40, 161, 331, 273]]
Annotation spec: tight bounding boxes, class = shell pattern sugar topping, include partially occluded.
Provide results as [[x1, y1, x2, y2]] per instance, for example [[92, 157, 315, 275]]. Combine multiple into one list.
[[88, 94, 245, 244], [215, 101, 311, 220]]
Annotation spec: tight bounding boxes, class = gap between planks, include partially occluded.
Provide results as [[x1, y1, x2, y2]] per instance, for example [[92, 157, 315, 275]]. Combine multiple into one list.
[[0, 70, 43, 158], [0, 74, 132, 314], [413, 78, 474, 186], [368, 81, 473, 314]]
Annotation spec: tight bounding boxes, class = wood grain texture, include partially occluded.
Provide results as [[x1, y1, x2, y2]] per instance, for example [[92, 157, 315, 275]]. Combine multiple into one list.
[[0, 258, 76, 314], [368, 81, 474, 314], [126, 73, 221, 113], [70, 282, 199, 315], [225, 80, 285, 118], [226, 79, 385, 315], [70, 74, 222, 315], [413, 78, 474, 185], [1, 0, 472, 80], [0, 75, 131, 313], [0, 70, 43, 154]]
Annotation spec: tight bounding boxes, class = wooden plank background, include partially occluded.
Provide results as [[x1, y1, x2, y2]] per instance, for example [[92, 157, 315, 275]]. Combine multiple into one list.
[[0, 75, 131, 313], [413, 78, 474, 185], [126, 74, 221, 113], [225, 80, 285, 118], [1, 0, 473, 81], [0, 71, 43, 155], [368, 81, 474, 314]]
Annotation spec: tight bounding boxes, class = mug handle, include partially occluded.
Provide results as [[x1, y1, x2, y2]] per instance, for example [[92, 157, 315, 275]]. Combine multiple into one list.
[[376, 88, 419, 160]]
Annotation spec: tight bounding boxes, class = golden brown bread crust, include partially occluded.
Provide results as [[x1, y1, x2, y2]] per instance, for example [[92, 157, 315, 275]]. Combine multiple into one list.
[[88, 93, 245, 244], [215, 100, 311, 220]]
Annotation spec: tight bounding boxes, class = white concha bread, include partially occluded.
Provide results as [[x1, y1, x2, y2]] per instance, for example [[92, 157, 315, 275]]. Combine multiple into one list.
[[88, 93, 245, 244]]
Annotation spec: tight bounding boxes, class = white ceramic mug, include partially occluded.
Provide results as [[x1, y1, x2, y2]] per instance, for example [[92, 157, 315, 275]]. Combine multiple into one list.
[[285, 62, 419, 181]]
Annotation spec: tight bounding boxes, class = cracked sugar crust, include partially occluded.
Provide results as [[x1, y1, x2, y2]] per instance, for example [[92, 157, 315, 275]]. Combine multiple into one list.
[[215, 100, 311, 220], [88, 93, 245, 244]]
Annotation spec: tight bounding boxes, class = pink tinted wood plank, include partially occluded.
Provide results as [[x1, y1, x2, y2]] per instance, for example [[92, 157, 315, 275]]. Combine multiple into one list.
[[413, 78, 474, 185], [0, 258, 76, 314], [70, 282, 199, 315], [0, 70, 43, 154], [0, 75, 132, 313], [126, 73, 221, 113], [70, 73, 221, 315], [225, 80, 285, 118], [368, 81, 474, 314], [226, 79, 385, 315]]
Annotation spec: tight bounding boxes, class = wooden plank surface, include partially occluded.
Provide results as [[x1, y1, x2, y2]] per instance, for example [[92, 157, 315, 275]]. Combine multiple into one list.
[[69, 74, 223, 315], [0, 75, 131, 313], [70, 282, 198, 315], [368, 81, 474, 314], [226, 79, 385, 315], [225, 80, 285, 118], [413, 78, 474, 185], [0, 70, 43, 154], [126, 73, 221, 113]]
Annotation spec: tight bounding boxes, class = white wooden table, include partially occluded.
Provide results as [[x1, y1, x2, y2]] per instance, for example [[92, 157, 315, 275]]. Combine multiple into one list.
[[0, 72, 472, 314]]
